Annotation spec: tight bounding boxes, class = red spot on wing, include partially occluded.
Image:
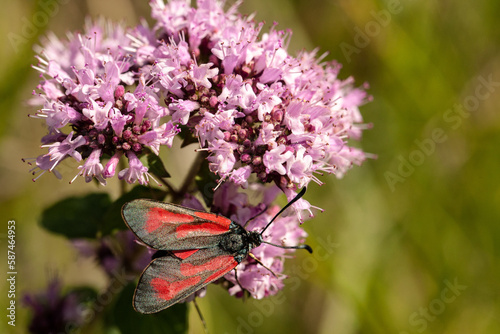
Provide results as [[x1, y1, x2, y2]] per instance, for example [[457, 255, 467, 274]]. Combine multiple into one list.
[[204, 258, 238, 283], [145, 207, 194, 233], [194, 212, 231, 227], [180, 255, 235, 276], [175, 211, 231, 238], [151, 276, 201, 301], [172, 249, 198, 260], [176, 222, 229, 238]]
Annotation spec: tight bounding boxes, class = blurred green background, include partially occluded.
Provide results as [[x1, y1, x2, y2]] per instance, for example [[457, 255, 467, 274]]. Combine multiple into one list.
[[1, 0, 499, 333]]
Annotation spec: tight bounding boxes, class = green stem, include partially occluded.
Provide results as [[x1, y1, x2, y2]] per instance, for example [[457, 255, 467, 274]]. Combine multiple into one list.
[[157, 176, 178, 196], [118, 158, 127, 196], [173, 151, 207, 202]]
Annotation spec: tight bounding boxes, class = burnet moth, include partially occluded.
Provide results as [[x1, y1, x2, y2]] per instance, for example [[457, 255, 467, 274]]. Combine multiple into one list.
[[121, 187, 312, 314]]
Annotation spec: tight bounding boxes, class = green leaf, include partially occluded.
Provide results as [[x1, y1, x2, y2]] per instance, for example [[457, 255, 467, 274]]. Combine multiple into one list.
[[40, 193, 112, 239], [195, 158, 218, 208], [100, 186, 166, 236], [146, 154, 171, 178], [111, 282, 188, 334]]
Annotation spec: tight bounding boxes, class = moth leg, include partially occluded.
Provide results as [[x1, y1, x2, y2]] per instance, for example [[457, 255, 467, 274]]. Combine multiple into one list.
[[248, 253, 278, 278], [233, 267, 247, 298], [193, 298, 209, 334]]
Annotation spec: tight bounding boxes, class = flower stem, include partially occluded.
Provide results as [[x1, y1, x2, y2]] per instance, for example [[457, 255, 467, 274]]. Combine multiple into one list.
[[173, 151, 207, 202], [119, 158, 127, 196], [157, 176, 178, 196]]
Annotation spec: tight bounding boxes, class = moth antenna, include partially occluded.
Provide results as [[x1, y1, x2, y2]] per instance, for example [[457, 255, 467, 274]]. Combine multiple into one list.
[[259, 188, 306, 236], [193, 298, 209, 334], [249, 253, 278, 278], [261, 240, 313, 254], [243, 204, 267, 228]]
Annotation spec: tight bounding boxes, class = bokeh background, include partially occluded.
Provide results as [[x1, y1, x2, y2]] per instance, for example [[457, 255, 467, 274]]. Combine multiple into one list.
[[1, 0, 500, 333]]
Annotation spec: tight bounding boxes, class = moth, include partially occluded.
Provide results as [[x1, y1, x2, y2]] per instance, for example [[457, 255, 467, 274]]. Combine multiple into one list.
[[122, 188, 311, 313]]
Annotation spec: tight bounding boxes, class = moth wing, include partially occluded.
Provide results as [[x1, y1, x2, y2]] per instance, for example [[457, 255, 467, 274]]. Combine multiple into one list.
[[122, 199, 232, 250], [133, 248, 238, 314]]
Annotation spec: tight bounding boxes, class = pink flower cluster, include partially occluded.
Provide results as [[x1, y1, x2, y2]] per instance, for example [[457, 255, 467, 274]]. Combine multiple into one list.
[[28, 0, 369, 192], [23, 279, 84, 333], [28, 19, 178, 185], [144, 0, 370, 190]]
